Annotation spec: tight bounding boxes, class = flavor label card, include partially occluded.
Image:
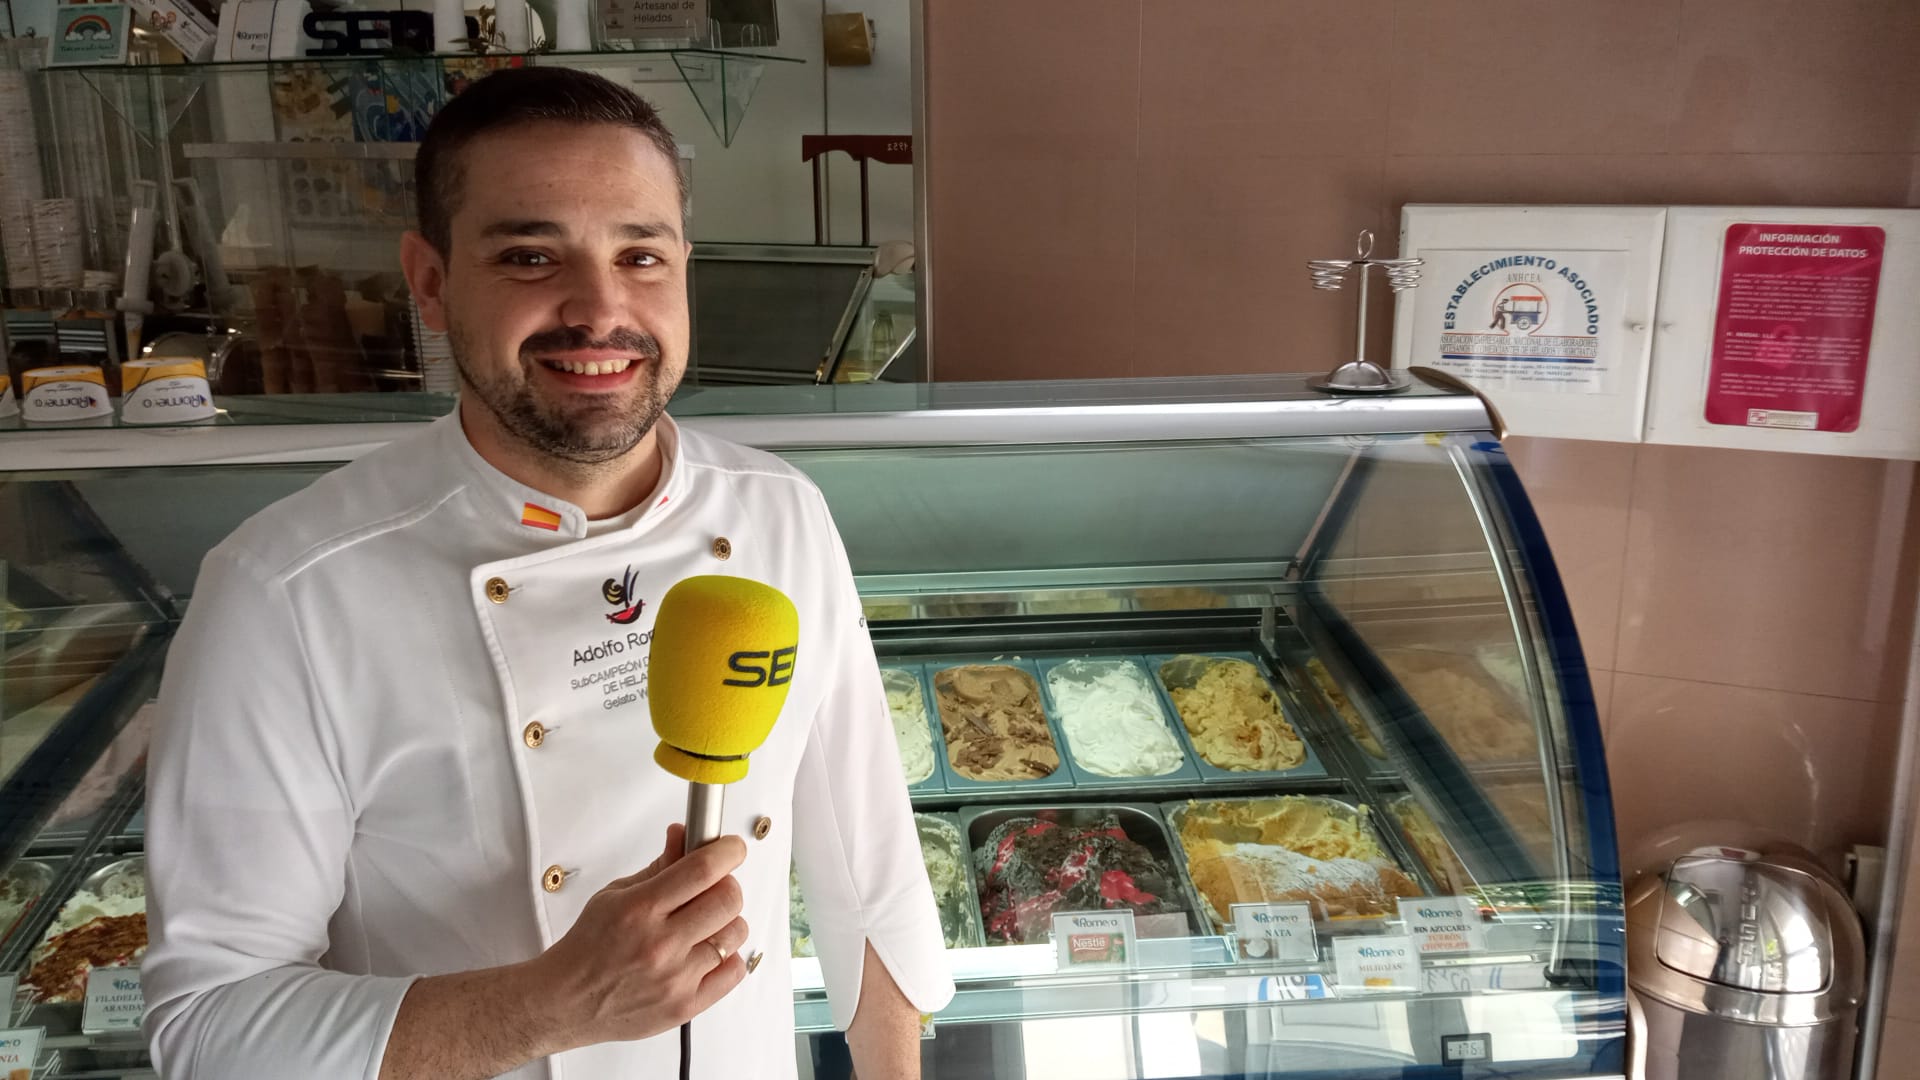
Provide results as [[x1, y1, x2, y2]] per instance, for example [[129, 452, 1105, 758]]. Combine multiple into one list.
[[1229, 902, 1318, 962], [81, 967, 144, 1034], [1332, 935, 1420, 994], [1398, 897, 1488, 955], [1052, 911, 1136, 971], [0, 1026, 43, 1077]]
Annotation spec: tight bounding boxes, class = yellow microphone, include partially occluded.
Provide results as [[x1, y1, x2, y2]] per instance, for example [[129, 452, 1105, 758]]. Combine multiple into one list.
[[649, 575, 799, 853]]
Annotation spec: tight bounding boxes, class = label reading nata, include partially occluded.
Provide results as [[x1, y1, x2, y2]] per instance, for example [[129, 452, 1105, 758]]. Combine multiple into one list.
[[1052, 911, 1136, 971], [82, 967, 144, 1033], [1230, 902, 1317, 962]]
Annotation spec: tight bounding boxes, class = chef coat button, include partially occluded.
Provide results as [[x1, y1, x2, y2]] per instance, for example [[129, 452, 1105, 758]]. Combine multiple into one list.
[[523, 721, 546, 749], [484, 577, 512, 604], [752, 815, 773, 841], [745, 949, 764, 974], [542, 865, 567, 892], [712, 537, 732, 561]]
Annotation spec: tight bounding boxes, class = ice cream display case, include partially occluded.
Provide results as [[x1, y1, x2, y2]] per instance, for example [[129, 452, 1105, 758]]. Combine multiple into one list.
[[0, 374, 1623, 1079]]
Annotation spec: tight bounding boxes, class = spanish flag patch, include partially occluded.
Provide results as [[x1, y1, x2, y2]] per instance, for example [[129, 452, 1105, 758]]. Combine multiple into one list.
[[520, 502, 562, 531]]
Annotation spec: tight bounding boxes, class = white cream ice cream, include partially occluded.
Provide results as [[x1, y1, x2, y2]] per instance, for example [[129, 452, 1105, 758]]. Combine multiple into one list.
[[1047, 659, 1186, 777], [44, 887, 144, 935], [885, 668, 936, 785]]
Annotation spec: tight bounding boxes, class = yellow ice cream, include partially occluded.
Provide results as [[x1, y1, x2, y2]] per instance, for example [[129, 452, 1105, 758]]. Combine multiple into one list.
[[1379, 649, 1535, 764], [1176, 797, 1419, 925], [1391, 798, 1471, 894], [1163, 657, 1305, 771], [1306, 658, 1385, 759]]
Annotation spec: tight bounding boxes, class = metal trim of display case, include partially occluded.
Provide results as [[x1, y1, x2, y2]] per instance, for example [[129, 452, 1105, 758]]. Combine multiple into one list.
[[0, 386, 1495, 471], [1473, 439, 1626, 1010]]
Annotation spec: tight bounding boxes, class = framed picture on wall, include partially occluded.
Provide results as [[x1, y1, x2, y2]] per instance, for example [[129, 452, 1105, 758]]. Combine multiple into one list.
[[1645, 206, 1920, 461], [1391, 205, 1667, 443]]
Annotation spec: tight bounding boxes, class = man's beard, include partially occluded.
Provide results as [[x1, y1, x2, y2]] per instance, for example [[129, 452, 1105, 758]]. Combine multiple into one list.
[[450, 322, 677, 466]]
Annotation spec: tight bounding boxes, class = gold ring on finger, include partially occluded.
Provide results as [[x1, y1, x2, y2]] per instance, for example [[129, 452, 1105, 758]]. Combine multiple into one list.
[[708, 938, 729, 964]]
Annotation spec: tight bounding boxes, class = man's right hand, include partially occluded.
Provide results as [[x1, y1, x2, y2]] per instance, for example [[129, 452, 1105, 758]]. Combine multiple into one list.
[[531, 823, 750, 1049], [378, 824, 749, 1080]]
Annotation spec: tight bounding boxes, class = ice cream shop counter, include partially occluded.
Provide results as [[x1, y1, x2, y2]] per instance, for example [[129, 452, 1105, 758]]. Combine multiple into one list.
[[0, 375, 1624, 1079]]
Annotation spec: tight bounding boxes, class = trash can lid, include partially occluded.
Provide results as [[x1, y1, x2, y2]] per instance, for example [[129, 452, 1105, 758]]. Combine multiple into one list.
[[1649, 854, 1834, 994]]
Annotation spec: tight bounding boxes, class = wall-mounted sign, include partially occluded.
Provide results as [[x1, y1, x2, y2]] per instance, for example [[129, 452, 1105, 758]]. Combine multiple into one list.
[[1646, 207, 1920, 460], [1394, 206, 1667, 442], [598, 0, 706, 43], [1703, 223, 1885, 433], [47, 1, 130, 66]]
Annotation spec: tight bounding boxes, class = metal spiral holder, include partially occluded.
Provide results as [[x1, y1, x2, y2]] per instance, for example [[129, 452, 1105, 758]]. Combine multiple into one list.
[[1308, 229, 1423, 394]]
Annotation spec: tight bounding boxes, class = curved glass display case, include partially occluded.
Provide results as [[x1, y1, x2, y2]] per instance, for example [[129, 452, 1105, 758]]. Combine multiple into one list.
[[0, 375, 1623, 1079]]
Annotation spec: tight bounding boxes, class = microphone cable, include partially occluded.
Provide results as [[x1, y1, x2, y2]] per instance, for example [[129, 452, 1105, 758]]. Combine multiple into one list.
[[679, 1020, 692, 1080]]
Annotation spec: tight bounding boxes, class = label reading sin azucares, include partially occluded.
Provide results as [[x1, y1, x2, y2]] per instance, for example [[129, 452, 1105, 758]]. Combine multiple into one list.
[[1398, 896, 1489, 955]]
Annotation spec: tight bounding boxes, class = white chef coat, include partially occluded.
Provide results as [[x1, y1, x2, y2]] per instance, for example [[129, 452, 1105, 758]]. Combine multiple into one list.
[[142, 411, 955, 1079]]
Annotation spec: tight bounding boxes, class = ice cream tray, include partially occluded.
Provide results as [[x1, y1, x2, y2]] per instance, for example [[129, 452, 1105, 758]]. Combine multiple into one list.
[[913, 811, 987, 949], [1145, 652, 1331, 785], [922, 658, 1082, 794], [1272, 638, 1400, 779], [1369, 642, 1547, 773], [1385, 793, 1478, 896], [958, 802, 1210, 944], [1034, 655, 1202, 790], [1161, 795, 1423, 934], [881, 665, 955, 796], [12, 854, 147, 1034]]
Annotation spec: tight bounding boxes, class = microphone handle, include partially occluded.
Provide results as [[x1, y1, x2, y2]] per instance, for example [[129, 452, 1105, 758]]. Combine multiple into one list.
[[684, 783, 725, 855]]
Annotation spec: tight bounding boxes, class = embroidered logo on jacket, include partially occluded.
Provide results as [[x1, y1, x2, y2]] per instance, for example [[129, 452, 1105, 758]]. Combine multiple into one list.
[[602, 565, 646, 624]]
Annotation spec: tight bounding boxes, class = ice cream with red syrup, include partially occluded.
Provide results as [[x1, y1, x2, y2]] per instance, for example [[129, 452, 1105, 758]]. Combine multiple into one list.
[[974, 814, 1182, 944]]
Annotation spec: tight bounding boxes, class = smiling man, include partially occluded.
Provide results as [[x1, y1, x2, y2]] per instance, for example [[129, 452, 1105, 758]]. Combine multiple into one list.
[[142, 68, 952, 1080]]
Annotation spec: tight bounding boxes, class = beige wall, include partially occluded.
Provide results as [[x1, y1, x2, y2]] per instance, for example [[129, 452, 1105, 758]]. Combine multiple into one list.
[[922, 0, 1920, 381], [1507, 440, 1916, 864]]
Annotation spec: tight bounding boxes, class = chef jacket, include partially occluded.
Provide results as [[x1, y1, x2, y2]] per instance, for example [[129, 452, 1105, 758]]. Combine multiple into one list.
[[142, 411, 955, 1079]]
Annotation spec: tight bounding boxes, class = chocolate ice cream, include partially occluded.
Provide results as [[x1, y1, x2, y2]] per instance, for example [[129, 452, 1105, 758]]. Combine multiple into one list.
[[934, 665, 1060, 781]]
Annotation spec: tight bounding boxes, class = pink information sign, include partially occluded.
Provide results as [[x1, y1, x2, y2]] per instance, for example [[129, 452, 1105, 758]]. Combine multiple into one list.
[[1704, 223, 1885, 432]]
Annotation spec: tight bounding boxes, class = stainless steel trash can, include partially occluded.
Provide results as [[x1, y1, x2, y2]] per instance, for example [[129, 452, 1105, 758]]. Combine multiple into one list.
[[1627, 850, 1865, 1080]]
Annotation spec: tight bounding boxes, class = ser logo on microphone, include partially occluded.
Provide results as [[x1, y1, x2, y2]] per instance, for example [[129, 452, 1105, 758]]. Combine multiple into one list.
[[724, 645, 797, 688]]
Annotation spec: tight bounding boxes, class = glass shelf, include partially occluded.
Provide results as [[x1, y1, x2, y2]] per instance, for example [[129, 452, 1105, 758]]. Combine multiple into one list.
[[44, 47, 801, 147], [0, 377, 1469, 437]]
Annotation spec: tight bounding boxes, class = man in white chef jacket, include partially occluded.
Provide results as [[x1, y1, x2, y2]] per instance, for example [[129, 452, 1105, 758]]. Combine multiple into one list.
[[142, 67, 954, 1079]]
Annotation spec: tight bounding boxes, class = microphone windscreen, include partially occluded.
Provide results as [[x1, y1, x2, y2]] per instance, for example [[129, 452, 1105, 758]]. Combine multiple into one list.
[[648, 575, 799, 784]]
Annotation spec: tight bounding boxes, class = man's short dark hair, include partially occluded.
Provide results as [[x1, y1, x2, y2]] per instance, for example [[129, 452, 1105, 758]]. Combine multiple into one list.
[[414, 67, 686, 254]]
